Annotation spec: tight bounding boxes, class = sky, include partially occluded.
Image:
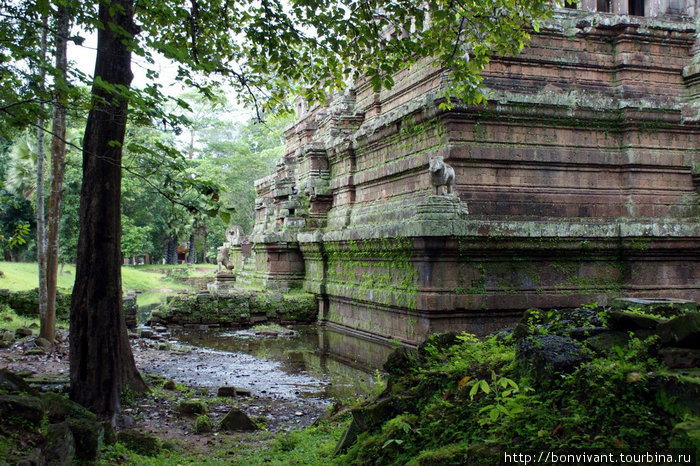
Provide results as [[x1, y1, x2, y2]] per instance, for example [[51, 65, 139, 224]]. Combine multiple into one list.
[[68, 31, 252, 121]]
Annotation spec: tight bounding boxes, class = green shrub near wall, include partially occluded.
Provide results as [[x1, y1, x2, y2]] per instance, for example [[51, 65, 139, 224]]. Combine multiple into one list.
[[153, 291, 317, 326], [0, 289, 71, 320]]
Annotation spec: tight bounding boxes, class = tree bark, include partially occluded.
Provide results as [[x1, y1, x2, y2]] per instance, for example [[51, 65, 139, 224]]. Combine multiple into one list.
[[70, 0, 147, 418], [187, 233, 195, 264], [36, 13, 49, 343], [42, 4, 70, 344]]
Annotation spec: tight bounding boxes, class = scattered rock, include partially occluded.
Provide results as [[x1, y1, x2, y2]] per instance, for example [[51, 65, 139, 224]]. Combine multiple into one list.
[[607, 310, 663, 332], [235, 387, 251, 397], [28, 322, 39, 329], [583, 331, 630, 355], [0, 394, 45, 426], [2, 329, 14, 342], [194, 414, 213, 433], [163, 380, 176, 390], [15, 327, 33, 338], [383, 346, 420, 378], [44, 422, 76, 466], [139, 329, 154, 339], [566, 326, 609, 341], [177, 398, 207, 415], [518, 335, 590, 378], [659, 347, 700, 369], [0, 369, 39, 395], [657, 313, 700, 349], [669, 419, 700, 450], [42, 392, 96, 423], [219, 407, 259, 432], [217, 386, 237, 397], [116, 430, 162, 456], [67, 417, 104, 461], [35, 337, 53, 349]]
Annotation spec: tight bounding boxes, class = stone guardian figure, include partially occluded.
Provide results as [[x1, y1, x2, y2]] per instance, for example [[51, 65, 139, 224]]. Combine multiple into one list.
[[428, 156, 455, 195]]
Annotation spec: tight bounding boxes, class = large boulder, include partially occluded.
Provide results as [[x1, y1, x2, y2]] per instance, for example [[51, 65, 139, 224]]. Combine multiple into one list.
[[116, 430, 162, 456], [67, 418, 104, 461], [518, 335, 590, 379], [657, 313, 700, 349], [607, 310, 663, 332], [43, 422, 76, 466], [42, 392, 96, 423], [219, 407, 259, 432], [0, 394, 45, 426]]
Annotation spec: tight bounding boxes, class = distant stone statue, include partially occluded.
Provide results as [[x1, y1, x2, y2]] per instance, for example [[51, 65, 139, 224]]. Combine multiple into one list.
[[428, 156, 455, 195], [225, 225, 244, 245], [217, 246, 234, 274]]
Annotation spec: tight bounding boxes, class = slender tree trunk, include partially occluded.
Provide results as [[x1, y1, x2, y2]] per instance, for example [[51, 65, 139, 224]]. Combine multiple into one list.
[[36, 13, 49, 343], [42, 4, 70, 344], [70, 0, 147, 418], [187, 233, 195, 264], [169, 234, 179, 264]]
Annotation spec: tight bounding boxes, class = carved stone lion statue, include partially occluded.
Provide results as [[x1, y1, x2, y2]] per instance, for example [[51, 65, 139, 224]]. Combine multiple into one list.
[[216, 246, 234, 273], [428, 156, 455, 195]]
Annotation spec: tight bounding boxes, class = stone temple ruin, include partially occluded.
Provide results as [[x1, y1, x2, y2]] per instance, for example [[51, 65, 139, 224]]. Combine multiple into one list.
[[223, 2, 700, 345]]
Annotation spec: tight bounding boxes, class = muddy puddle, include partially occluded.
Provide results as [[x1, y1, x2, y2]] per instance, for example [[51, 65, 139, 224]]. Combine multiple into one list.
[[134, 325, 395, 430]]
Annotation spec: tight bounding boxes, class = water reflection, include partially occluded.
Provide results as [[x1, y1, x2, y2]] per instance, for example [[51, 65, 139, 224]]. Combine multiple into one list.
[[169, 325, 394, 404]]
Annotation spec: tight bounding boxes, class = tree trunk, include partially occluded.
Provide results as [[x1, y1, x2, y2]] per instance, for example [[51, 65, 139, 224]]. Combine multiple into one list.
[[36, 13, 49, 343], [187, 233, 195, 264], [169, 234, 179, 264], [42, 4, 70, 345], [70, 0, 147, 418]]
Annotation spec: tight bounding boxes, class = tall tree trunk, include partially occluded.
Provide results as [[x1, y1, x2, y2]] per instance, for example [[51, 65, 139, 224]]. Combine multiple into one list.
[[36, 13, 49, 344], [70, 0, 147, 418], [42, 4, 69, 344], [169, 234, 179, 264], [187, 233, 195, 264]]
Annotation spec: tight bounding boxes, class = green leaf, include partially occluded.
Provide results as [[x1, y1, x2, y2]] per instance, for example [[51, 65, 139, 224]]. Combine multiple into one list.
[[479, 380, 490, 394]]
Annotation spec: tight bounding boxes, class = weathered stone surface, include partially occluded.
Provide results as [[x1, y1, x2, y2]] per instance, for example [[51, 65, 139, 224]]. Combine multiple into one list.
[[116, 430, 162, 456], [659, 347, 700, 369], [233, 8, 700, 344], [123, 295, 138, 329], [669, 419, 700, 451], [217, 386, 237, 397], [35, 337, 52, 348], [219, 407, 259, 432], [42, 392, 96, 423], [67, 418, 103, 461], [177, 398, 207, 415], [14, 327, 33, 338], [652, 376, 700, 417], [2, 329, 14, 342], [0, 394, 45, 425], [657, 313, 700, 349], [583, 331, 631, 355], [383, 346, 420, 378], [0, 369, 39, 395], [607, 310, 664, 332], [44, 422, 76, 466], [518, 335, 590, 377]]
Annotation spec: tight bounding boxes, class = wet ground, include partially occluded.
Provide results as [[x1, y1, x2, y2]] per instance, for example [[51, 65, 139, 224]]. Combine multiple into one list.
[[0, 322, 393, 456], [132, 324, 391, 431]]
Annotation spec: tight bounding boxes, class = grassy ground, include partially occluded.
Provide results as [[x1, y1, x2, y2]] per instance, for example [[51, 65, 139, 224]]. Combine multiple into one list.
[[0, 262, 199, 293]]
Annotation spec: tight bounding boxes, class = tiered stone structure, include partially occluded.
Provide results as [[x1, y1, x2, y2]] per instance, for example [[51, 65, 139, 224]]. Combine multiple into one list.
[[235, 3, 700, 345]]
